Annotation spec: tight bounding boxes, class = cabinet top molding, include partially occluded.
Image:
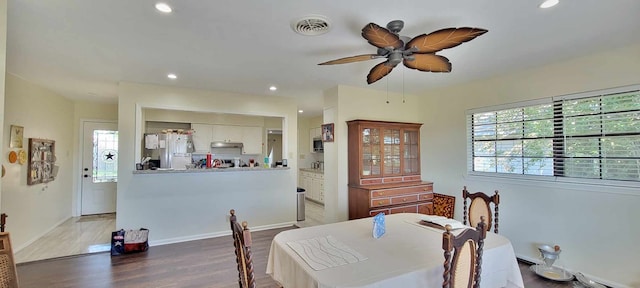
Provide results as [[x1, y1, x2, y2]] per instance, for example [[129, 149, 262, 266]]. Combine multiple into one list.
[[346, 119, 423, 127]]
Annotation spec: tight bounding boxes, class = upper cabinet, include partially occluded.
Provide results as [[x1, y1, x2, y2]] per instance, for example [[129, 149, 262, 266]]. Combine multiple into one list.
[[309, 127, 321, 153], [191, 123, 214, 153], [212, 125, 243, 143], [241, 126, 263, 155], [191, 124, 263, 155], [347, 120, 422, 184]]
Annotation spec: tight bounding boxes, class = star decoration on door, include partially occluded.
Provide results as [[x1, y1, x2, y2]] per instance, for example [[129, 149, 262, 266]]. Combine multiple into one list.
[[102, 150, 117, 163]]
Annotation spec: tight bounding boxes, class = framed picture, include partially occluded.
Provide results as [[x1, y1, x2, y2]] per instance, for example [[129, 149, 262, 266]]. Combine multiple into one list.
[[321, 123, 334, 142], [27, 138, 56, 185], [9, 125, 24, 148]]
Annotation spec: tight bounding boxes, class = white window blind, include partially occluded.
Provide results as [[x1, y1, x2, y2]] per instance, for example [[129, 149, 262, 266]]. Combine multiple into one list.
[[467, 85, 640, 182]]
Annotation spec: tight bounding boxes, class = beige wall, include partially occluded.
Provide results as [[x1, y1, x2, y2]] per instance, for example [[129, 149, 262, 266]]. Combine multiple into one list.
[[0, 0, 6, 211], [2, 74, 74, 250], [420, 42, 640, 287]]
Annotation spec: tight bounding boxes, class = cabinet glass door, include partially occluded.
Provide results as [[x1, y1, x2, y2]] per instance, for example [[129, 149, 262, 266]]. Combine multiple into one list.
[[403, 130, 419, 174], [362, 128, 381, 176], [383, 128, 401, 175]]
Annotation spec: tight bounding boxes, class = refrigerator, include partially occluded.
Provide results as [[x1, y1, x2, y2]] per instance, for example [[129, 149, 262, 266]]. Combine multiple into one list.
[[145, 132, 194, 168]]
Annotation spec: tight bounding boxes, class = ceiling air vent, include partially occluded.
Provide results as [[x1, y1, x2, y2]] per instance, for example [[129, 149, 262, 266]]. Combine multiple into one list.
[[291, 15, 331, 36]]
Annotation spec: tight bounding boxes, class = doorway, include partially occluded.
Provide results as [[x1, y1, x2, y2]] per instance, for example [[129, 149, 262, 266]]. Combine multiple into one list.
[[267, 129, 282, 162], [81, 121, 118, 215]]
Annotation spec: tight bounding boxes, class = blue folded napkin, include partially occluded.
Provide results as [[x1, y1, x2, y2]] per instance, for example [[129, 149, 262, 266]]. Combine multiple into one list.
[[373, 212, 386, 239]]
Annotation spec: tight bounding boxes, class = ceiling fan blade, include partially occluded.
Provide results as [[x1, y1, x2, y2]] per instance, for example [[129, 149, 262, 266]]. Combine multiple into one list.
[[318, 54, 379, 65], [406, 27, 488, 53], [361, 23, 403, 50], [403, 54, 452, 72], [367, 61, 396, 84]]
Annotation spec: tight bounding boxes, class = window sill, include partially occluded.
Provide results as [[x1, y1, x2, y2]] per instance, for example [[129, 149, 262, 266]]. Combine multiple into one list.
[[465, 172, 640, 196]]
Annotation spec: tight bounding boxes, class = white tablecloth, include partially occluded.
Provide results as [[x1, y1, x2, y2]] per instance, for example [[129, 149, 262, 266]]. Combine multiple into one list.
[[266, 213, 524, 288]]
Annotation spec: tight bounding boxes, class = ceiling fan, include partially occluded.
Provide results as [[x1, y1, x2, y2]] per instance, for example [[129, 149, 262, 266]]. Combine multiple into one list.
[[318, 20, 488, 84]]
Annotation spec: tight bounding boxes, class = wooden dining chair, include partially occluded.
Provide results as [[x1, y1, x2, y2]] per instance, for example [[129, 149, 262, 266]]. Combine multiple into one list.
[[462, 186, 500, 233], [229, 209, 255, 288], [442, 216, 487, 288], [433, 193, 456, 219], [0, 232, 19, 288]]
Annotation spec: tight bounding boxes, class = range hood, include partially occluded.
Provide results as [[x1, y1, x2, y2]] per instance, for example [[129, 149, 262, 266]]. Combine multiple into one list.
[[210, 141, 243, 149]]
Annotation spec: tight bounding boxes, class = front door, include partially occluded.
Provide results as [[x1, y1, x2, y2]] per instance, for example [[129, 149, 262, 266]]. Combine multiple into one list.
[[81, 121, 118, 215]]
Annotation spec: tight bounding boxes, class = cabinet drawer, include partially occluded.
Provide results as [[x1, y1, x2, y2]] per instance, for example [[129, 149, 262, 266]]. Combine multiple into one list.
[[371, 185, 432, 198], [403, 175, 421, 182], [418, 202, 433, 215], [370, 198, 391, 208], [390, 195, 418, 205], [418, 193, 433, 201], [382, 177, 403, 184], [369, 209, 389, 216], [361, 178, 383, 185], [390, 205, 418, 214]]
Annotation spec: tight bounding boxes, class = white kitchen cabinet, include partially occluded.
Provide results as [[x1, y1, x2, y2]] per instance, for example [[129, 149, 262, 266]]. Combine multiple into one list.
[[309, 127, 321, 153], [192, 124, 262, 154], [299, 170, 324, 204], [212, 125, 242, 143], [241, 126, 263, 155], [191, 123, 214, 153]]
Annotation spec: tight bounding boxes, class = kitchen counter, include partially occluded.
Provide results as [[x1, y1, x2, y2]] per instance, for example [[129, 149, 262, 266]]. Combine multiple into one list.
[[299, 168, 324, 174], [133, 167, 289, 174]]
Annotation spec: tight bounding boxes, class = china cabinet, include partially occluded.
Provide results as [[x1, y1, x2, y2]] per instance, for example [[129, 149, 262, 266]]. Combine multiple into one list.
[[347, 120, 433, 219]]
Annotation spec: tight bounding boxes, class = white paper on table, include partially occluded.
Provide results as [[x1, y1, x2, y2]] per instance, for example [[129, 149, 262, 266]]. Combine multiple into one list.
[[287, 235, 367, 271]]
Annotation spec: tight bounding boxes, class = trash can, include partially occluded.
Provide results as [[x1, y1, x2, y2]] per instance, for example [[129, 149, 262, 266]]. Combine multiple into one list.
[[296, 187, 306, 221]]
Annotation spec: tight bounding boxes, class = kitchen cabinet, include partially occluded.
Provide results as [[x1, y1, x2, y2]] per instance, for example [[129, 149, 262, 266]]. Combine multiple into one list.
[[309, 127, 321, 153], [241, 126, 263, 155], [191, 123, 213, 153], [346, 119, 431, 219], [212, 125, 242, 143], [191, 124, 263, 155], [299, 169, 324, 204]]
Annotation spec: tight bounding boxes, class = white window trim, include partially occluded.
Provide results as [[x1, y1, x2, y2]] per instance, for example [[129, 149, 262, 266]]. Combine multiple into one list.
[[466, 171, 640, 196], [466, 84, 640, 190]]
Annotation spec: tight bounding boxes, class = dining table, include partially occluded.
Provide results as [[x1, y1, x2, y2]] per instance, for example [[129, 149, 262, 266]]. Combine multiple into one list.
[[266, 213, 524, 288]]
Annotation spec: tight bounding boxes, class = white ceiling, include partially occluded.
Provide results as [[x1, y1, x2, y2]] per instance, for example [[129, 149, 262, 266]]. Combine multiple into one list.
[[7, 1, 640, 116]]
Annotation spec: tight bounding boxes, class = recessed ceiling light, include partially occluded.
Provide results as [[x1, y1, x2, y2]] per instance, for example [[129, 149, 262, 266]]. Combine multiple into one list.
[[539, 0, 559, 8], [167, 73, 177, 79], [155, 3, 172, 13], [269, 86, 277, 91], [298, 110, 304, 114]]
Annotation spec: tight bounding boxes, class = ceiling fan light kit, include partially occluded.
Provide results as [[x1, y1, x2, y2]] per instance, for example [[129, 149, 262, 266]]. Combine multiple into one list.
[[319, 20, 487, 84]]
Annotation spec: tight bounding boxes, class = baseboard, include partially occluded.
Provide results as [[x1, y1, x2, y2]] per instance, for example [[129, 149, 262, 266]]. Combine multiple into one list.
[[148, 221, 297, 247], [14, 216, 71, 252]]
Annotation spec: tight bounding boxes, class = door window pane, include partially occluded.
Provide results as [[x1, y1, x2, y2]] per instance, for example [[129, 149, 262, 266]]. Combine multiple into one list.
[[93, 130, 118, 183]]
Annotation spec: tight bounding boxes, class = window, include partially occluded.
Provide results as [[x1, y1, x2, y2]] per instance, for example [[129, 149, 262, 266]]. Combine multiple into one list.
[[93, 130, 118, 183], [467, 85, 640, 183]]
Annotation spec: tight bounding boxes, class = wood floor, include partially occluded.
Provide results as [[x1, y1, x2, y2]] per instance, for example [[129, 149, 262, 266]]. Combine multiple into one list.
[[16, 226, 580, 287], [15, 203, 587, 287]]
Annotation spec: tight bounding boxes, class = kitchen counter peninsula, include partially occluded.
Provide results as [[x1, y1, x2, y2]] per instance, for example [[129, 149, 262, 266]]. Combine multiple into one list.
[[133, 166, 289, 174], [121, 164, 296, 247]]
